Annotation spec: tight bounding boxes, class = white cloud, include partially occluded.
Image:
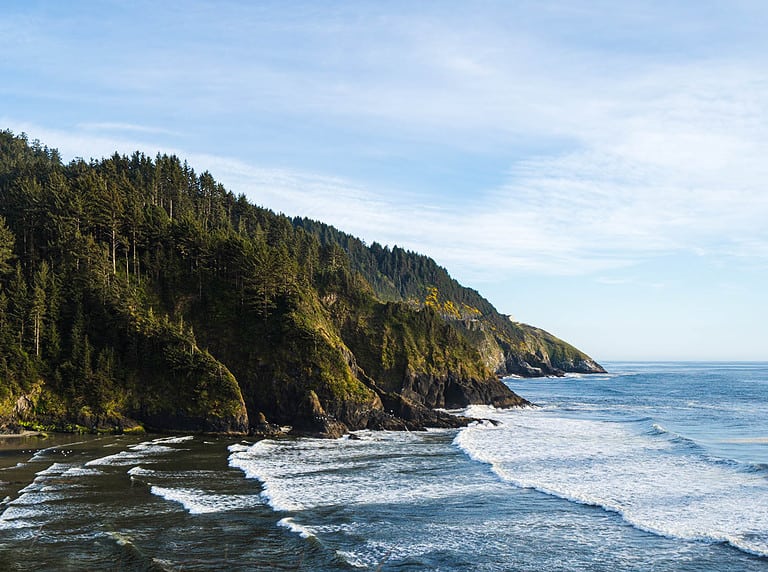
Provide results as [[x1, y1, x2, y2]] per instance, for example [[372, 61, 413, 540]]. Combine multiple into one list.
[[6, 3, 768, 283], [8, 60, 768, 285], [76, 122, 183, 137]]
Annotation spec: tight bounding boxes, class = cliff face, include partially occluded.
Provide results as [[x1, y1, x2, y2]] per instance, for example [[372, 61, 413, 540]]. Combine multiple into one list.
[[187, 277, 527, 436], [0, 131, 599, 437], [490, 321, 606, 377], [292, 217, 606, 381]]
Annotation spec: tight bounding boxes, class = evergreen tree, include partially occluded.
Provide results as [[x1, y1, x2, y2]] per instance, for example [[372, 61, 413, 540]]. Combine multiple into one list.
[[0, 216, 14, 276], [31, 261, 49, 358], [7, 263, 28, 349], [0, 129, 600, 434]]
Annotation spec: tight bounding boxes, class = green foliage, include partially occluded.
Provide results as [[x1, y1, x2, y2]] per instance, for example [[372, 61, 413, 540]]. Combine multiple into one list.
[[294, 214, 601, 376], [0, 129, 599, 434], [0, 216, 14, 276]]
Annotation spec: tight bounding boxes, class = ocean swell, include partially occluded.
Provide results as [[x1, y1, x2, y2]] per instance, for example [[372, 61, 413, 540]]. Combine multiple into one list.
[[455, 407, 768, 558]]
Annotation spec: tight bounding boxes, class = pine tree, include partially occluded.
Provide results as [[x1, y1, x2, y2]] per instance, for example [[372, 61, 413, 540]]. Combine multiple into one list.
[[7, 263, 28, 349], [31, 261, 49, 358], [0, 216, 14, 276]]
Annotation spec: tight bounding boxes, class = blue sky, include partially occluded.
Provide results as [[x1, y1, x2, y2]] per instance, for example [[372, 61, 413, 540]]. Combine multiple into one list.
[[2, 0, 767, 361]]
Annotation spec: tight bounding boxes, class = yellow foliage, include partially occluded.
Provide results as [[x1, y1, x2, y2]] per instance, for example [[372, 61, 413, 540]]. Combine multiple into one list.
[[425, 287, 469, 320], [461, 303, 482, 317], [442, 300, 461, 319], [425, 286, 439, 308]]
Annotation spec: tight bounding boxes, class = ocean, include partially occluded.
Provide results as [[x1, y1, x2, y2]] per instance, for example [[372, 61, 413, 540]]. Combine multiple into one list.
[[1, 362, 767, 571]]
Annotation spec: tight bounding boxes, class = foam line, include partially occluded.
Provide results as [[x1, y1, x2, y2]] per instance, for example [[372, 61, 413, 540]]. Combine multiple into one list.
[[454, 408, 768, 557]]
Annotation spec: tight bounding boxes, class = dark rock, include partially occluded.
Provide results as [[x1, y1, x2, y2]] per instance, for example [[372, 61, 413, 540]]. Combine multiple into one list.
[[291, 390, 351, 438], [250, 411, 284, 437]]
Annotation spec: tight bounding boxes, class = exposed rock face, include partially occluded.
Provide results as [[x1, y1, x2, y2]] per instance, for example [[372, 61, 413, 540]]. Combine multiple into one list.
[[499, 353, 606, 377], [263, 371, 527, 437], [247, 348, 531, 437], [556, 357, 605, 374], [293, 390, 349, 438], [377, 392, 473, 430], [139, 409, 248, 434], [445, 376, 529, 408], [398, 371, 529, 409], [271, 317, 601, 438], [486, 322, 606, 378]]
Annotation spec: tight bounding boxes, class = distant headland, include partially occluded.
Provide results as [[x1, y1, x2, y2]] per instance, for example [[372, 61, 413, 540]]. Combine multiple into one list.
[[0, 130, 604, 438]]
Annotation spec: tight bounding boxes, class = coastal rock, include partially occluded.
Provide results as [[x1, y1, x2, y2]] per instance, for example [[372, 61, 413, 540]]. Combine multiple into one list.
[[444, 376, 530, 408], [293, 390, 349, 438], [488, 322, 607, 377], [555, 357, 606, 374], [0, 131, 605, 439], [376, 392, 471, 430], [398, 370, 529, 409]]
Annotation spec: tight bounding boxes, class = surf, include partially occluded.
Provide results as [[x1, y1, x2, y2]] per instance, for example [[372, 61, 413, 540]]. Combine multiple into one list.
[[455, 406, 768, 558]]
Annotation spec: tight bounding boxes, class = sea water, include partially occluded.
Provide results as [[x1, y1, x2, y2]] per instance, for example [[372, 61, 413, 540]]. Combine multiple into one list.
[[1, 362, 768, 570]]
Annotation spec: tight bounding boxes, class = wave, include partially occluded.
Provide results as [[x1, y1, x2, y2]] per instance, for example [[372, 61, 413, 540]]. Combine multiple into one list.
[[455, 408, 768, 558], [649, 424, 768, 476], [647, 423, 703, 449], [149, 486, 262, 514], [277, 517, 316, 538], [0, 461, 82, 532], [562, 372, 623, 381], [0, 461, 28, 472], [149, 435, 194, 444], [276, 515, 452, 570], [127, 466, 156, 478], [86, 437, 187, 467], [104, 531, 174, 571], [63, 467, 103, 478], [0, 504, 51, 529], [229, 432, 507, 515], [227, 442, 252, 453], [33, 462, 71, 477]]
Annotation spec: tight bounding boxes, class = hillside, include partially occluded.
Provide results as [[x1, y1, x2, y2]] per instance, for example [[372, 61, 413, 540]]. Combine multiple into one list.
[[293, 218, 605, 377], [0, 130, 602, 436]]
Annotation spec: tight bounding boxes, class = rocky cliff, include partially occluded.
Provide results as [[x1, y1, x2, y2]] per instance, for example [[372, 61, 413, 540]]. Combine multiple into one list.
[[0, 130, 600, 437]]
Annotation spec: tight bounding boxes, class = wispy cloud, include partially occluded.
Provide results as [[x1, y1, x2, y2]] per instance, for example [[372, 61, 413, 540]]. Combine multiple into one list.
[[5, 2, 768, 283], [76, 122, 183, 137], [8, 64, 768, 285]]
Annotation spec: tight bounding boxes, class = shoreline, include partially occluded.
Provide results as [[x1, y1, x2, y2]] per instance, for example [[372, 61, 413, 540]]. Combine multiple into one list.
[[0, 430, 45, 440]]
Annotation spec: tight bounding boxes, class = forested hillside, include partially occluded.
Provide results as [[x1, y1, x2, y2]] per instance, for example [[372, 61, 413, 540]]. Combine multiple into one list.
[[0, 130, 602, 436], [293, 219, 605, 377]]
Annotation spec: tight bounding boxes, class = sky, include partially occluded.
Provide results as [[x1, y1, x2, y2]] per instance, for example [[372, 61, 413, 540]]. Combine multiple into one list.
[[2, 0, 767, 361]]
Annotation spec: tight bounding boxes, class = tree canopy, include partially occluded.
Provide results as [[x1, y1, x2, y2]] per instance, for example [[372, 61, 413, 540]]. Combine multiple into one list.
[[0, 129, 601, 435]]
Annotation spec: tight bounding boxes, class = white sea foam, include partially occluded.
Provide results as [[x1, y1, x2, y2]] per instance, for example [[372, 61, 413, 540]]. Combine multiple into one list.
[[229, 432, 507, 515], [86, 440, 178, 466], [150, 486, 262, 514], [227, 443, 251, 453], [277, 517, 448, 568], [335, 551, 370, 568], [0, 489, 66, 526], [8, 490, 72, 505], [277, 517, 316, 538], [454, 407, 768, 557], [150, 435, 195, 444], [0, 505, 49, 527], [334, 538, 449, 569], [0, 460, 90, 530], [35, 462, 71, 477], [127, 466, 156, 477], [63, 467, 103, 477]]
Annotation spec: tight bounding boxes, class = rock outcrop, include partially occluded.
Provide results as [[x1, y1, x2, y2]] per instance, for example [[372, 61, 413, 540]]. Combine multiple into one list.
[[0, 130, 603, 439]]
